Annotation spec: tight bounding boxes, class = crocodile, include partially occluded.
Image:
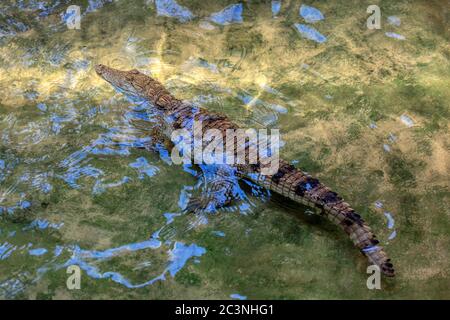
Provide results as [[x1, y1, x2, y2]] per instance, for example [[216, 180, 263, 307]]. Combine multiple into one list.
[[94, 64, 395, 277]]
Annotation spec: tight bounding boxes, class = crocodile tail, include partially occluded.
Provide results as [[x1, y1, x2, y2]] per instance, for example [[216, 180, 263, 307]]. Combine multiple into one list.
[[258, 161, 395, 277], [322, 201, 395, 277]]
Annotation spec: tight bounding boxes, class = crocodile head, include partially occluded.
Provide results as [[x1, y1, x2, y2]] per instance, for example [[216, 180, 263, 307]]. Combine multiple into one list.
[[95, 64, 147, 97]]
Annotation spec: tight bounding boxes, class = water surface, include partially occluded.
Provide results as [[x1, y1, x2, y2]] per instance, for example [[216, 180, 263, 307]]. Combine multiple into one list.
[[0, 0, 449, 299]]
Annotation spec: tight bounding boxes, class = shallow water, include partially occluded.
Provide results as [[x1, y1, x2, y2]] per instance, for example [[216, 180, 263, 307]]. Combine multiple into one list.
[[0, 0, 449, 299]]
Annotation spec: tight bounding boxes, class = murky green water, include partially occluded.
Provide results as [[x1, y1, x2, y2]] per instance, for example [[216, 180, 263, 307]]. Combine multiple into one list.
[[0, 0, 449, 299]]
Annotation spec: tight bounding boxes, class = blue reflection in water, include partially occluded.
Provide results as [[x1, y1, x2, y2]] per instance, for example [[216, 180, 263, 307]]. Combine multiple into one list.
[[299, 5, 324, 23], [93, 176, 131, 195], [230, 293, 247, 300], [260, 83, 282, 97], [167, 242, 206, 277], [155, 0, 195, 23], [237, 92, 287, 113], [58, 164, 104, 189], [55, 104, 157, 190], [178, 185, 194, 210], [271, 1, 281, 17], [91, 147, 130, 156], [294, 24, 327, 43], [212, 231, 225, 237], [0, 200, 32, 217], [384, 212, 395, 229], [41, 101, 79, 133], [60, 9, 75, 24], [87, 0, 113, 13], [0, 276, 28, 298], [374, 201, 383, 209], [210, 3, 243, 25], [236, 92, 287, 127], [388, 230, 397, 241], [385, 32, 406, 40], [24, 219, 64, 231], [20, 200, 31, 209], [383, 212, 397, 240], [164, 213, 182, 224], [29, 248, 48, 256], [54, 246, 64, 257], [197, 59, 219, 73], [129, 157, 159, 179], [155, 143, 172, 165], [15, 0, 68, 17], [195, 164, 269, 214], [62, 240, 205, 288], [75, 239, 162, 259], [0, 242, 16, 260], [0, 159, 267, 294], [374, 202, 397, 241], [1, 0, 71, 37], [0, 65, 275, 296], [31, 173, 52, 194], [182, 164, 198, 176]]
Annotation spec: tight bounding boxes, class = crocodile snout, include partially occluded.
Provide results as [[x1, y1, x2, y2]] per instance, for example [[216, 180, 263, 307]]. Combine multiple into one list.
[[94, 64, 106, 76]]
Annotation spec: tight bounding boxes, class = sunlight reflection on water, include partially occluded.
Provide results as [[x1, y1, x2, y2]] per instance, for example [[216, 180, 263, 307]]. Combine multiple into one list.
[[0, 0, 432, 299]]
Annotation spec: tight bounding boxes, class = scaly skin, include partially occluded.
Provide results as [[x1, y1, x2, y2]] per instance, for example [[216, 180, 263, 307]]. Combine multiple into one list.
[[95, 64, 395, 277]]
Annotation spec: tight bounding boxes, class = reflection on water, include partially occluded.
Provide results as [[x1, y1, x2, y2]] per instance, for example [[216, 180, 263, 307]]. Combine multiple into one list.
[[209, 3, 243, 26], [299, 5, 324, 23], [0, 0, 449, 299], [271, 1, 281, 18], [230, 293, 247, 300], [155, 0, 194, 23], [62, 239, 206, 288]]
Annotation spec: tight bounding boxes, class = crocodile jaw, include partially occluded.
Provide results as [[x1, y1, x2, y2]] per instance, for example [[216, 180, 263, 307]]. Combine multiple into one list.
[[95, 64, 139, 96]]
